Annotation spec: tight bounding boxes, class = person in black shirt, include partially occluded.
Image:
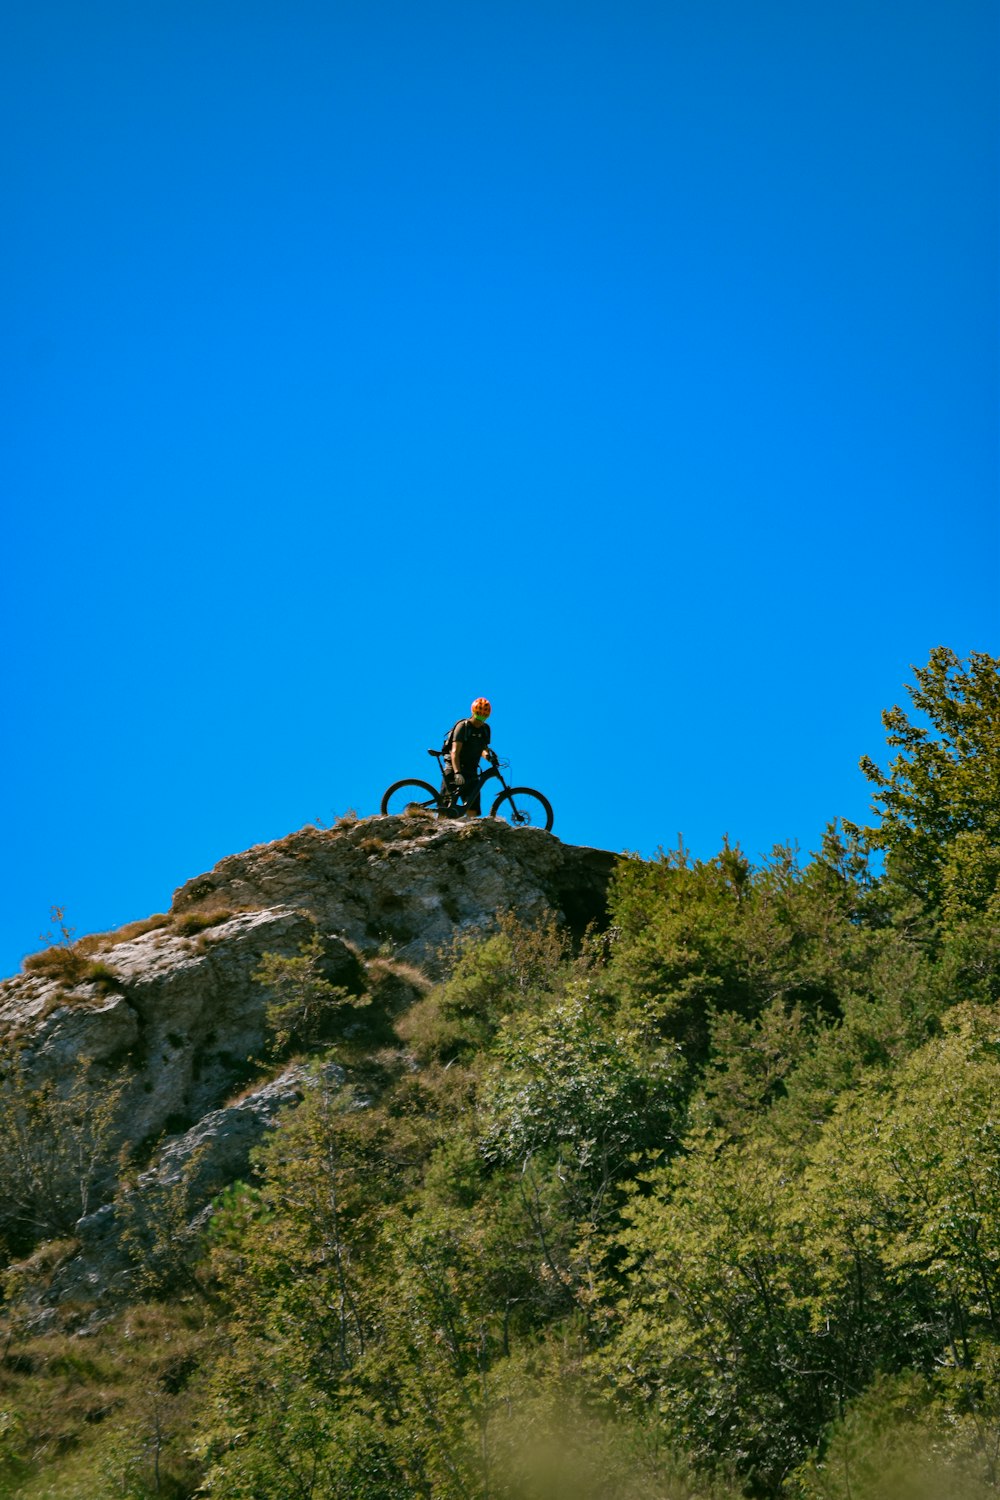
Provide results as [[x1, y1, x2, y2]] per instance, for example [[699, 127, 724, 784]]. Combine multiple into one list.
[[445, 697, 493, 815]]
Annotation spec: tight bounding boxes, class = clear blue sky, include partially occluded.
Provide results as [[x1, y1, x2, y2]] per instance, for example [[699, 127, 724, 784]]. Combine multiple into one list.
[[2, 1, 997, 976]]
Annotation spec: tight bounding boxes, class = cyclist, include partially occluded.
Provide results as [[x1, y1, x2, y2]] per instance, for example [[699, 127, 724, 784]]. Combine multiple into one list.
[[444, 697, 495, 815]]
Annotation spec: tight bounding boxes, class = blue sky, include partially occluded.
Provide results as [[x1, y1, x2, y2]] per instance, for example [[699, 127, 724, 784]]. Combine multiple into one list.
[[2, 0, 996, 976]]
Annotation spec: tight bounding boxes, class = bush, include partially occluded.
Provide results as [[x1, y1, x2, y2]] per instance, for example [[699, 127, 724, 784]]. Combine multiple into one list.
[[255, 934, 370, 1057], [396, 912, 569, 1063], [0, 1050, 126, 1253]]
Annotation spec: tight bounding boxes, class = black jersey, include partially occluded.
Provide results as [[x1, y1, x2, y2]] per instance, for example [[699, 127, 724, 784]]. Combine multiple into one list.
[[451, 717, 491, 769]]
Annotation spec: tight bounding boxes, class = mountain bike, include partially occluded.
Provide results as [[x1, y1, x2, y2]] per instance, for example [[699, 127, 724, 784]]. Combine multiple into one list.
[[380, 749, 554, 831]]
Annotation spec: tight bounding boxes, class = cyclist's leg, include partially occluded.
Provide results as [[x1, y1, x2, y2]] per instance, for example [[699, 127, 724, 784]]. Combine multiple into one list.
[[461, 764, 483, 816]]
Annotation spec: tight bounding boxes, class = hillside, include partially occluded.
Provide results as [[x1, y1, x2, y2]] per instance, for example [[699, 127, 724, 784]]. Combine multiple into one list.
[[0, 814, 614, 1329], [2, 650, 1000, 1500]]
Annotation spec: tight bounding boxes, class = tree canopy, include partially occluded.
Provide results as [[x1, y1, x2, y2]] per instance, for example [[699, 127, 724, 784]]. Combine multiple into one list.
[[851, 646, 1000, 915]]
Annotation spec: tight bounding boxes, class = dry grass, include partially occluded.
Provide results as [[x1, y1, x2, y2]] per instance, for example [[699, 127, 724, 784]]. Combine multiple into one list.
[[0, 1302, 211, 1500], [102, 913, 172, 945], [9, 1236, 82, 1283], [81, 961, 121, 995], [28, 959, 127, 1020], [365, 955, 432, 995], [22, 946, 88, 983], [21, 915, 173, 982], [173, 908, 233, 937]]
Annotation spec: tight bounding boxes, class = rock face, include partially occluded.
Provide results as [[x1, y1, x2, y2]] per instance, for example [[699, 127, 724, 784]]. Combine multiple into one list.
[[20, 1062, 334, 1330], [171, 814, 616, 966], [0, 815, 617, 1326]]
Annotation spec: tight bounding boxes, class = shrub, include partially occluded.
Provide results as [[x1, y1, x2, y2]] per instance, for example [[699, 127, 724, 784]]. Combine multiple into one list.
[[84, 960, 122, 995], [23, 944, 87, 984], [397, 912, 569, 1063], [0, 1050, 127, 1252], [255, 935, 370, 1057]]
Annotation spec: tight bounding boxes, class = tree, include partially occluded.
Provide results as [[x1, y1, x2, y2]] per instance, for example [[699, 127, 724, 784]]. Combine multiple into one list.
[[0, 1048, 125, 1252], [255, 934, 368, 1057], [850, 648, 1000, 913], [601, 1130, 828, 1494], [604, 842, 863, 1063], [480, 982, 684, 1188]]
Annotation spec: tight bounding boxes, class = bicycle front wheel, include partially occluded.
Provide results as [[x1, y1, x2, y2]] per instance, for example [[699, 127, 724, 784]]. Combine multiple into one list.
[[381, 779, 441, 816], [489, 787, 554, 832]]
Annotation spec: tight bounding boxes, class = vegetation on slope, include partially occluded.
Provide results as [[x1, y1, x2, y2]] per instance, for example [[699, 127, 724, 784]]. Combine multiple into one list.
[[3, 645, 1000, 1499]]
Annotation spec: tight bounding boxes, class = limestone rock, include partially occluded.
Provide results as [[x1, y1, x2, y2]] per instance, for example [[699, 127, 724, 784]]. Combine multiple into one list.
[[138, 1058, 335, 1205], [0, 908, 360, 1150], [21, 1061, 330, 1331], [172, 815, 616, 970]]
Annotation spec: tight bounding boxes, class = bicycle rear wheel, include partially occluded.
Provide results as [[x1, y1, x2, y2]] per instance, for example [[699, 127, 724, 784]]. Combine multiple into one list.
[[489, 787, 554, 832], [381, 779, 441, 816]]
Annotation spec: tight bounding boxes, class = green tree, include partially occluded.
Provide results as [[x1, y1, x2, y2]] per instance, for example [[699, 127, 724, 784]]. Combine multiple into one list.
[[255, 934, 368, 1057], [605, 842, 864, 1062], [850, 647, 1000, 913], [198, 1065, 466, 1497], [480, 982, 683, 1190], [600, 1130, 827, 1494], [0, 1048, 125, 1252], [805, 1004, 1000, 1366], [600, 999, 1000, 1496]]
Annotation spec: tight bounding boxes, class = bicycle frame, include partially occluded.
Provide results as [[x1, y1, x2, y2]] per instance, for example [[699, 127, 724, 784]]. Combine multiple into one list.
[[427, 748, 508, 811]]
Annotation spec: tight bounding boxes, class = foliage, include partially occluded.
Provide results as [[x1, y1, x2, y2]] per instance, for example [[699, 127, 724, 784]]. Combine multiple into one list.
[[116, 1144, 213, 1301], [396, 910, 568, 1062], [479, 982, 683, 1184], [598, 1004, 1000, 1493], [604, 841, 863, 1060], [254, 933, 369, 1056], [850, 647, 1000, 913], [0, 1047, 126, 1253], [791, 1369, 1000, 1500], [0, 1303, 209, 1500]]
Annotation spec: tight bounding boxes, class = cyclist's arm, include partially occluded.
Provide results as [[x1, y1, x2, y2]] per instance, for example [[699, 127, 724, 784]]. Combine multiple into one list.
[[451, 742, 463, 777]]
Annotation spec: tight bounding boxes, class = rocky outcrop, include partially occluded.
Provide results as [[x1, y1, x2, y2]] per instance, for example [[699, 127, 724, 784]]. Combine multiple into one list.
[[171, 814, 616, 966], [0, 907, 358, 1150], [0, 814, 617, 1327], [17, 1062, 333, 1331], [1, 816, 614, 1131]]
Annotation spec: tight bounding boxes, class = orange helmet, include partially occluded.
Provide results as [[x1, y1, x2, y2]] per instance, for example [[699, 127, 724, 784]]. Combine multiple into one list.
[[471, 697, 491, 718]]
